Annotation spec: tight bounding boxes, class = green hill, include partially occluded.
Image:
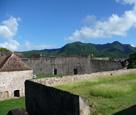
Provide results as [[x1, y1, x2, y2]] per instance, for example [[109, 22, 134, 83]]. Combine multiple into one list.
[[58, 42, 97, 55], [20, 41, 136, 58]]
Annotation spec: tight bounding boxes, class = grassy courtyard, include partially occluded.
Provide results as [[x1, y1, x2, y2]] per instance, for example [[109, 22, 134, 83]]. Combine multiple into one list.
[[55, 73, 136, 115], [0, 97, 25, 115], [0, 73, 136, 115]]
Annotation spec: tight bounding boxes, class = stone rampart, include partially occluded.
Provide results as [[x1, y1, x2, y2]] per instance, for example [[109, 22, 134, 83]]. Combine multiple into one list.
[[25, 80, 90, 115], [90, 60, 125, 72], [22, 55, 126, 75], [22, 55, 91, 75], [32, 69, 136, 86]]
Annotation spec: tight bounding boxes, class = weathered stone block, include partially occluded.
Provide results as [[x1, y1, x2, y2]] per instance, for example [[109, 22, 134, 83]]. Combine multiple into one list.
[[7, 108, 28, 115]]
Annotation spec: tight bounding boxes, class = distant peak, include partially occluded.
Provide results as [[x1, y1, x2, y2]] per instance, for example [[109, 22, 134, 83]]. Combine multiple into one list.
[[73, 41, 82, 44], [112, 41, 121, 44]]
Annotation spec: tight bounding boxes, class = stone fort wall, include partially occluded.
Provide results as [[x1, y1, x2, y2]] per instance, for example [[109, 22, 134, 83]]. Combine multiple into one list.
[[22, 55, 91, 75], [90, 60, 125, 72], [25, 80, 90, 115], [31, 69, 136, 86], [22, 55, 126, 75]]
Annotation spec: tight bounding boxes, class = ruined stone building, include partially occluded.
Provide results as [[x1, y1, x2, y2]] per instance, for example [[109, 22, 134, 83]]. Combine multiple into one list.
[[22, 54, 126, 75], [0, 53, 33, 99]]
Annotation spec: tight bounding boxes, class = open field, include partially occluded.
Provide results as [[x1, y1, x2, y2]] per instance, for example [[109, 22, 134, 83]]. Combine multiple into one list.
[[1, 73, 136, 115], [55, 73, 136, 115]]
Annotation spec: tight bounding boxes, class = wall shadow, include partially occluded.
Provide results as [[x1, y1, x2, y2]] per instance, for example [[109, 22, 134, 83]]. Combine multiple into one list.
[[114, 105, 136, 115], [25, 80, 81, 115]]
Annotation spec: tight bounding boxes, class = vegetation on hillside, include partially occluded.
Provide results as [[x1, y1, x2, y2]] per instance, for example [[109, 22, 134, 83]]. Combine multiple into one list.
[[0, 47, 10, 52], [20, 41, 136, 58], [127, 51, 136, 68]]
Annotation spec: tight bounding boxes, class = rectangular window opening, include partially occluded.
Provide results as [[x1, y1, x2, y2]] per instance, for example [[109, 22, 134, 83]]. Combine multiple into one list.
[[74, 69, 78, 75]]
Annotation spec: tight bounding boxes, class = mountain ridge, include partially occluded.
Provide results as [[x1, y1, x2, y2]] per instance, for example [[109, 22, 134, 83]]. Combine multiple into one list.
[[21, 41, 136, 58]]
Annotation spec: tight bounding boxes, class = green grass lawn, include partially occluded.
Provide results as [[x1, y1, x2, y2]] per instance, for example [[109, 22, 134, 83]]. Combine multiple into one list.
[[55, 73, 136, 115], [1, 73, 136, 115], [0, 97, 25, 115]]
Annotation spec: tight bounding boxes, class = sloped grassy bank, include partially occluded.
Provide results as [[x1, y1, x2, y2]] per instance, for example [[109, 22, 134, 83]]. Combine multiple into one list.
[[55, 73, 136, 115]]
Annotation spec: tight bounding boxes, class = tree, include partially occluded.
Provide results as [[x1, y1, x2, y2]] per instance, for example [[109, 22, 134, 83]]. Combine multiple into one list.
[[0, 48, 10, 52], [109, 57, 113, 61], [127, 51, 136, 68]]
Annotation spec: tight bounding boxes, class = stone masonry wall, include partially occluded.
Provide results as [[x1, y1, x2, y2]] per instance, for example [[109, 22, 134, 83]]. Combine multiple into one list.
[[90, 60, 124, 73], [22, 55, 126, 75], [22, 55, 91, 75], [0, 70, 33, 99], [32, 69, 136, 86], [25, 69, 135, 115], [25, 80, 90, 115]]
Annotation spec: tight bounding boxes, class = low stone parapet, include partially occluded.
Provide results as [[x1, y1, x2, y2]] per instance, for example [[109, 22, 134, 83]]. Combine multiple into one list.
[[25, 80, 90, 115], [32, 69, 136, 86], [25, 69, 136, 115]]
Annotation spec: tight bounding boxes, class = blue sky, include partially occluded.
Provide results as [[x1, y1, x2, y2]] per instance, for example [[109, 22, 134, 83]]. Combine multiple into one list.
[[0, 0, 136, 51]]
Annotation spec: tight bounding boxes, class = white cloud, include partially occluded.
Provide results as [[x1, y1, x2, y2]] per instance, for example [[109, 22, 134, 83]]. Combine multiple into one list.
[[18, 41, 56, 51], [116, 0, 136, 5], [131, 44, 135, 47], [82, 15, 97, 26], [0, 16, 20, 39], [0, 16, 20, 51], [17, 17, 21, 22], [65, 0, 136, 41], [115, 0, 120, 3], [0, 40, 20, 51], [0, 16, 56, 51]]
